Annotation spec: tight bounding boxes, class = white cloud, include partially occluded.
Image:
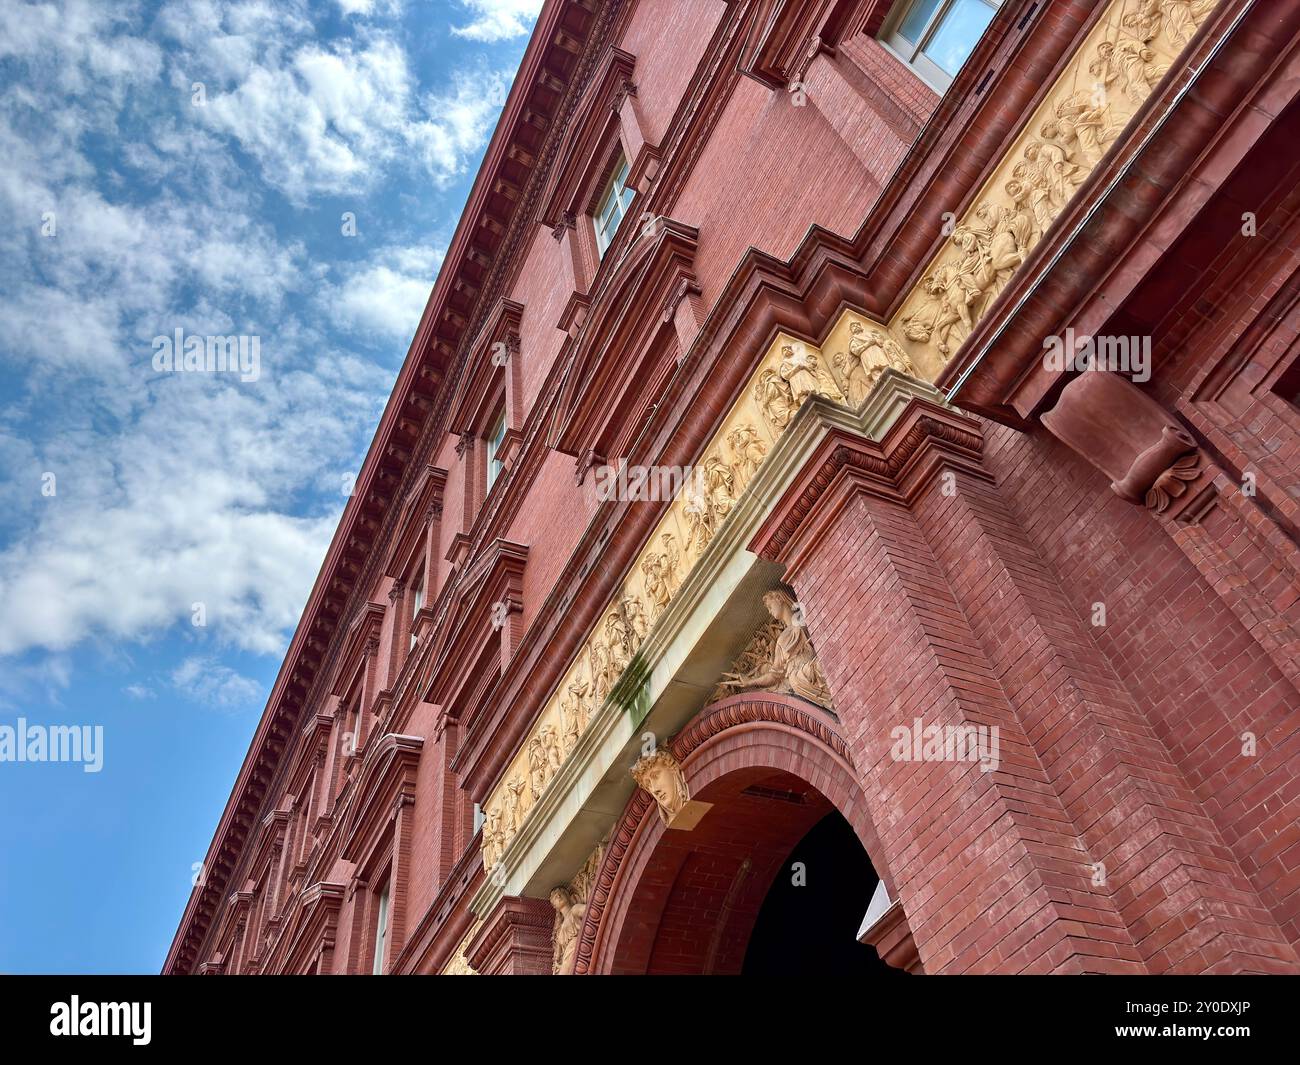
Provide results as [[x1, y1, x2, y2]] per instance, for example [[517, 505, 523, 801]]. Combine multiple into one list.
[[323, 243, 442, 338], [451, 0, 542, 42], [0, 0, 487, 667], [170, 656, 263, 709]]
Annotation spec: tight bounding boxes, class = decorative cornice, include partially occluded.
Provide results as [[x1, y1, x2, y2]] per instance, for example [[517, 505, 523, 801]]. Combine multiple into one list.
[[749, 389, 985, 569], [339, 732, 424, 868]]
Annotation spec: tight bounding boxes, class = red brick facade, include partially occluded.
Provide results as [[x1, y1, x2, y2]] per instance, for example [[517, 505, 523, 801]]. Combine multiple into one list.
[[166, 0, 1300, 976]]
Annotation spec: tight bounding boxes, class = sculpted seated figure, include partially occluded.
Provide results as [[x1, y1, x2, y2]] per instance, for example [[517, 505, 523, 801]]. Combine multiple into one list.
[[719, 589, 835, 709]]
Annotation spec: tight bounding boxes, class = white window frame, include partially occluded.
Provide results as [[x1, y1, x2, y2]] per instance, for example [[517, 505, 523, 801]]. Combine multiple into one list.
[[371, 881, 390, 975], [879, 0, 1000, 92], [485, 408, 507, 491], [409, 567, 425, 651], [593, 152, 634, 257]]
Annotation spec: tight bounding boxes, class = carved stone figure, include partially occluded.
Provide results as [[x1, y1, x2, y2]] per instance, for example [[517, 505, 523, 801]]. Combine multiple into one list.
[[1040, 90, 1115, 168], [727, 424, 767, 485], [604, 609, 634, 673], [560, 677, 589, 754], [631, 748, 692, 826], [832, 346, 871, 407], [549, 886, 586, 975], [718, 588, 835, 709], [504, 776, 527, 833], [540, 722, 563, 776], [702, 453, 737, 527], [778, 343, 840, 408], [527, 735, 549, 799], [833, 322, 916, 406], [640, 533, 680, 622], [755, 367, 797, 434], [1088, 39, 1167, 107], [620, 593, 648, 644], [549, 839, 606, 974], [974, 201, 1031, 289], [682, 477, 715, 558], [589, 639, 615, 707], [483, 807, 506, 870]]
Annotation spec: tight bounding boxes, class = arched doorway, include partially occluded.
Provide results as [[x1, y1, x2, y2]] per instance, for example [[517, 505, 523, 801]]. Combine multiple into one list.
[[575, 694, 901, 975], [743, 809, 896, 975]]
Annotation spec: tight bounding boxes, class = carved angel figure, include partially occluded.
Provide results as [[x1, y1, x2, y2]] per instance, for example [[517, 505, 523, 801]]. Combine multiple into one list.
[[718, 589, 834, 708]]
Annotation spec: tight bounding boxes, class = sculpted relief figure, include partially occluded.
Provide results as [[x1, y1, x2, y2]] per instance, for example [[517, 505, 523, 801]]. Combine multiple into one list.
[[540, 722, 563, 777], [719, 589, 835, 709], [550, 840, 606, 974], [620, 592, 648, 644], [682, 476, 716, 559], [755, 367, 796, 435], [1088, 39, 1167, 107], [560, 676, 590, 755], [832, 344, 871, 406], [483, 807, 506, 870], [631, 748, 692, 827], [1040, 90, 1116, 169], [527, 735, 550, 800], [589, 638, 615, 707], [549, 886, 587, 975], [702, 454, 737, 527], [974, 201, 1032, 290], [903, 263, 972, 357], [1125, 0, 1213, 50], [834, 322, 916, 406], [778, 343, 840, 408], [727, 424, 767, 486], [641, 533, 680, 623], [504, 776, 528, 833], [604, 609, 634, 673]]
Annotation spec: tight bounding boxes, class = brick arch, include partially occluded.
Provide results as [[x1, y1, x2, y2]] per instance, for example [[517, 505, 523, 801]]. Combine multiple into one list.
[[574, 692, 887, 975]]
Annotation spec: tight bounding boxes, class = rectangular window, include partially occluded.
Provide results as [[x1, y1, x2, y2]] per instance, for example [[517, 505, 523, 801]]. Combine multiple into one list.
[[594, 152, 634, 257], [372, 881, 390, 975], [485, 409, 507, 491], [881, 0, 999, 91], [349, 696, 363, 755], [409, 568, 425, 651]]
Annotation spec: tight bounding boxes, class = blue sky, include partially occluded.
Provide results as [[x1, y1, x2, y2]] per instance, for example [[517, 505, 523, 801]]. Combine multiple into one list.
[[0, 0, 540, 974]]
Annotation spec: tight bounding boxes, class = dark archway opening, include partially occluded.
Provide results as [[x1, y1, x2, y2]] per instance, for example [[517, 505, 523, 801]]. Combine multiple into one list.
[[742, 810, 898, 975]]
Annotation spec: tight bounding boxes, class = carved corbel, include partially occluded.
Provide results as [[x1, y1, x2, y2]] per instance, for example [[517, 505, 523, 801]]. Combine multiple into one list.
[[575, 447, 607, 485], [1040, 372, 1201, 513], [630, 749, 712, 830]]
